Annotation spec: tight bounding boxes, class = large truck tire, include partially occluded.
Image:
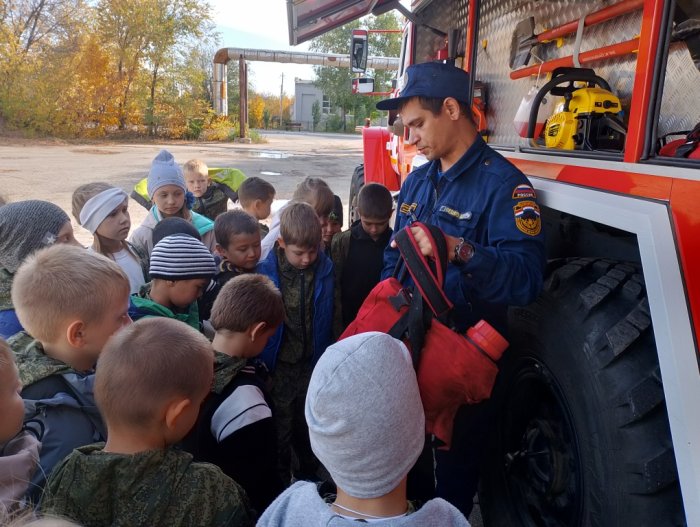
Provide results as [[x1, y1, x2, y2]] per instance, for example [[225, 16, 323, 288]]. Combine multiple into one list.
[[348, 164, 364, 225], [480, 257, 686, 526]]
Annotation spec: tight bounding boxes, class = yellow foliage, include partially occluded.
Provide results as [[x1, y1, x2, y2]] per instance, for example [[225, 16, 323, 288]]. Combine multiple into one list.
[[249, 95, 265, 128]]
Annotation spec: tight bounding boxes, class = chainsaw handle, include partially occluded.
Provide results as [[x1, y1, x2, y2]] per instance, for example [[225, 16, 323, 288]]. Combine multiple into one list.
[[526, 69, 613, 139]]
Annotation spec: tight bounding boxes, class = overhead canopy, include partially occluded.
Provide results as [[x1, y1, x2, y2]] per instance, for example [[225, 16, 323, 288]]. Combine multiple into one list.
[[287, 0, 397, 45]]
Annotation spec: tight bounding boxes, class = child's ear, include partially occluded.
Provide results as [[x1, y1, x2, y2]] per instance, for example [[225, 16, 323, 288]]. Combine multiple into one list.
[[249, 321, 267, 341], [277, 238, 286, 249], [164, 397, 192, 432], [215, 243, 225, 257], [66, 320, 86, 348]]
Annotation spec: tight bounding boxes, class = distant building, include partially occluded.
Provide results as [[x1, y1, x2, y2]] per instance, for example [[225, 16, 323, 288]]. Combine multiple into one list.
[[292, 79, 331, 131]]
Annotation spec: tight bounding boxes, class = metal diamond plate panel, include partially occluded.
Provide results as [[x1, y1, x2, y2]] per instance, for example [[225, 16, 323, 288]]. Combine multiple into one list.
[[658, 42, 700, 138], [475, 0, 642, 147], [414, 0, 469, 63]]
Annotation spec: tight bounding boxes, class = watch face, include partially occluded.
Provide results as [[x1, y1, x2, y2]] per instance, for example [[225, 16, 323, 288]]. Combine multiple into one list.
[[458, 242, 473, 262]]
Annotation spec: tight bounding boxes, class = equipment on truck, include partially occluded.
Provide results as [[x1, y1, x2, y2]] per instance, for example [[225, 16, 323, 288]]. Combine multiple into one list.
[[528, 68, 626, 151]]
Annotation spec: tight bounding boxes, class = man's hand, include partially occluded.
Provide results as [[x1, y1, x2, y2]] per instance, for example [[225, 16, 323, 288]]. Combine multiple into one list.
[[391, 226, 460, 261]]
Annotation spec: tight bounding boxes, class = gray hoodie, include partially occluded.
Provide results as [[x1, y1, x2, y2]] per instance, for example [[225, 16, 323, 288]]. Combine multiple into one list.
[[257, 481, 471, 527]]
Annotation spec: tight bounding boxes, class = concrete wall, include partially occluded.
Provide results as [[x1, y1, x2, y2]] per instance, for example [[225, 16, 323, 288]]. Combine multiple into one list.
[[293, 79, 324, 131]]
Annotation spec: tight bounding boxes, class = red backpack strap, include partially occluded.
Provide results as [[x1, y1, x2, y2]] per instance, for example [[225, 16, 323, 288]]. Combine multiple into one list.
[[394, 223, 453, 319]]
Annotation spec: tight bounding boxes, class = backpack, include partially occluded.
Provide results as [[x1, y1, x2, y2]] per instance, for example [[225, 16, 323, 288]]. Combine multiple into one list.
[[339, 222, 509, 448]]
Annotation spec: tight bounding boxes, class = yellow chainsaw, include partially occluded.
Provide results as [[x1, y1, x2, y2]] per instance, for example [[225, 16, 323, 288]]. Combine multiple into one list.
[[526, 68, 626, 151]]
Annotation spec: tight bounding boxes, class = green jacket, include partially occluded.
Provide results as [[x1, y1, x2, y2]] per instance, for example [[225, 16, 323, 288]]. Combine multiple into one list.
[[42, 443, 254, 527], [129, 283, 200, 330]]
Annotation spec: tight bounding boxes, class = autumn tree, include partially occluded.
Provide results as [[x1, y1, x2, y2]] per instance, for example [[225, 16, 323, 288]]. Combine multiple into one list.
[[142, 0, 213, 136], [249, 94, 265, 128]]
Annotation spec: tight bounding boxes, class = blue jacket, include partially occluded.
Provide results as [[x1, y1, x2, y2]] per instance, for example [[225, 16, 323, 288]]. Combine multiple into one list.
[[9, 333, 106, 502], [383, 136, 546, 334], [256, 248, 334, 372]]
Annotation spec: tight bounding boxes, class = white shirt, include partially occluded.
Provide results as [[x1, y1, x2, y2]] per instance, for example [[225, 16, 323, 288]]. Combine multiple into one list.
[[112, 248, 146, 294]]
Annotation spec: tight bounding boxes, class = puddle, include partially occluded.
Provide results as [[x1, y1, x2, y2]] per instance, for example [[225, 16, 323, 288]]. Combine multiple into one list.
[[239, 150, 291, 159], [260, 171, 281, 176]]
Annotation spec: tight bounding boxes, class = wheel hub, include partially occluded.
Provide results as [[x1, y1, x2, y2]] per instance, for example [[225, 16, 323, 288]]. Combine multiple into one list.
[[500, 360, 582, 526]]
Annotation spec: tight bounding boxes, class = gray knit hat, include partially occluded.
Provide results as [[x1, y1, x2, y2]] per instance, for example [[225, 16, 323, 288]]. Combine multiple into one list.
[[305, 332, 425, 499], [0, 200, 71, 273], [147, 149, 186, 198], [149, 234, 216, 281]]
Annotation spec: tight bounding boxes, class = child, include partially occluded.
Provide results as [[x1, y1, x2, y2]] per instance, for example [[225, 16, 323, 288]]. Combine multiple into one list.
[[0, 339, 40, 517], [9, 244, 131, 498], [238, 176, 276, 237], [260, 177, 334, 260], [129, 149, 216, 256], [129, 234, 216, 330], [41, 318, 254, 526], [198, 210, 262, 321], [184, 274, 285, 513], [332, 183, 393, 333], [256, 202, 334, 485], [322, 194, 343, 255], [183, 159, 240, 220], [215, 210, 262, 285], [258, 332, 470, 526], [0, 200, 80, 339], [72, 182, 148, 294]]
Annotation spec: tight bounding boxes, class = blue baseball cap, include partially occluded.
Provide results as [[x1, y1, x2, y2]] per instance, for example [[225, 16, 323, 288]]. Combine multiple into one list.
[[376, 62, 471, 111]]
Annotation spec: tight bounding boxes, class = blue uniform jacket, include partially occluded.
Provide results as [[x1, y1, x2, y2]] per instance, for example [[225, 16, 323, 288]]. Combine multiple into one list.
[[256, 249, 334, 372], [383, 136, 546, 334]]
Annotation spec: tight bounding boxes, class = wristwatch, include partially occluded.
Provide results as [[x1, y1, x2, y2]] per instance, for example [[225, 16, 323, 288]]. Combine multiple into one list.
[[453, 237, 475, 265]]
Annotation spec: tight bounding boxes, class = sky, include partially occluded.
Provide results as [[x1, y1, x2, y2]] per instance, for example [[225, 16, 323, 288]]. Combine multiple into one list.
[[210, 0, 316, 96]]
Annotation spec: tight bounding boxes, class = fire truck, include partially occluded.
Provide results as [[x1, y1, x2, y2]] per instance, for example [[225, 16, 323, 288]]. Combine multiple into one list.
[[287, 0, 700, 524]]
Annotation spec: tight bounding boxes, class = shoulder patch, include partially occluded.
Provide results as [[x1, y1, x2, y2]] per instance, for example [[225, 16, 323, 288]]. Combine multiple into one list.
[[512, 184, 537, 200], [513, 200, 541, 236]]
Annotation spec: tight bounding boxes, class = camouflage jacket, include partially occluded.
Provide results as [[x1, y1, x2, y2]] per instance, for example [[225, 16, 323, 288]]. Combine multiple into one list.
[[256, 247, 334, 371], [0, 267, 13, 311], [192, 182, 237, 221], [42, 443, 255, 527]]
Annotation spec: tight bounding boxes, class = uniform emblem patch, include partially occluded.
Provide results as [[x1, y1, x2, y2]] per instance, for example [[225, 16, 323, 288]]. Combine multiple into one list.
[[399, 202, 418, 215], [513, 200, 541, 236], [512, 184, 537, 200]]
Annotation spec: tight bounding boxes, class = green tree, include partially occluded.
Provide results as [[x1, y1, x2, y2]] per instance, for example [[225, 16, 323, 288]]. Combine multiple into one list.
[[142, 0, 213, 136], [310, 12, 400, 131], [311, 99, 321, 131]]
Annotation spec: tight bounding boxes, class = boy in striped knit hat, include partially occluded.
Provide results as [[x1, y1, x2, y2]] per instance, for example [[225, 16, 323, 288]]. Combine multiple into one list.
[[129, 234, 216, 330]]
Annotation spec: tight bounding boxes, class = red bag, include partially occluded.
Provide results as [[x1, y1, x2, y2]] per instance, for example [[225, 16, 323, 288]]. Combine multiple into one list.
[[340, 223, 509, 448]]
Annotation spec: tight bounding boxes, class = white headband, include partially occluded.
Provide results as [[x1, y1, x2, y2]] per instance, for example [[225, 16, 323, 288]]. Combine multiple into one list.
[[79, 188, 129, 233]]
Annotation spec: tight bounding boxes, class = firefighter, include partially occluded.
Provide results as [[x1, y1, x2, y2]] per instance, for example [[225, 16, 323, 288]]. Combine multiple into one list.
[[379, 62, 547, 516]]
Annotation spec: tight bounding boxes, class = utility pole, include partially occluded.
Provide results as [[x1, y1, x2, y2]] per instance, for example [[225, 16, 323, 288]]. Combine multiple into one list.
[[279, 73, 284, 130]]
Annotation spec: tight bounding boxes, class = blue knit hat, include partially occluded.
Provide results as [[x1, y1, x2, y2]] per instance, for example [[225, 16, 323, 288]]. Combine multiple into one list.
[[147, 149, 186, 198]]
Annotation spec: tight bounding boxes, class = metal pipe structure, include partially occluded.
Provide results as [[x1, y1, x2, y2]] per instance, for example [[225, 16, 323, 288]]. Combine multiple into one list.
[[212, 47, 400, 116]]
